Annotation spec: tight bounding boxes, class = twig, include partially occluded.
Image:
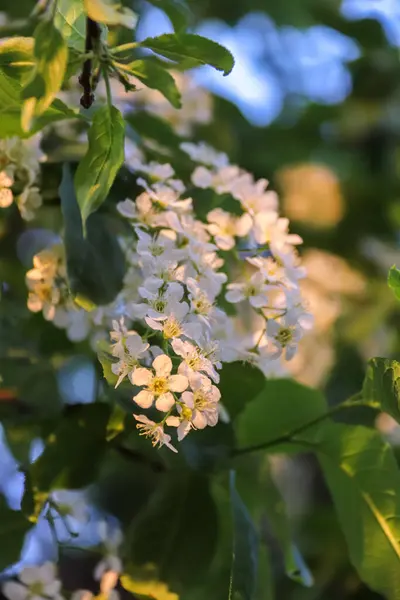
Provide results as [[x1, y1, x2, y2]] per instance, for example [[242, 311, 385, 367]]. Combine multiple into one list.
[[79, 18, 101, 109]]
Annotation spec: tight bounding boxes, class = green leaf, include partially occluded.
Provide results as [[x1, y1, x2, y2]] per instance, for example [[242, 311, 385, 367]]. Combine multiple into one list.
[[304, 422, 400, 600], [123, 471, 218, 590], [21, 19, 68, 131], [139, 33, 235, 75], [75, 105, 125, 224], [126, 111, 183, 150], [261, 466, 313, 587], [236, 379, 326, 451], [229, 470, 258, 600], [60, 163, 126, 305], [145, 0, 190, 32], [0, 496, 32, 571], [125, 59, 181, 108], [363, 357, 400, 422], [219, 362, 265, 420], [388, 265, 400, 302], [83, 0, 137, 28], [97, 339, 119, 386], [29, 403, 110, 503], [55, 0, 86, 51]]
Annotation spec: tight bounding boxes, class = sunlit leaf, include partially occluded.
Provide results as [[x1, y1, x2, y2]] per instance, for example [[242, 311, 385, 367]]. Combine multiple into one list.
[[304, 423, 400, 600], [54, 0, 86, 51], [139, 33, 235, 75], [83, 0, 137, 28], [75, 105, 125, 224], [21, 19, 68, 131]]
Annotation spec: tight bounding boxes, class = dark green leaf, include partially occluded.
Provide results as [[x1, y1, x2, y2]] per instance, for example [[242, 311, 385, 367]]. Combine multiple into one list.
[[139, 33, 235, 75], [363, 357, 400, 422], [388, 265, 400, 302], [303, 422, 400, 600], [126, 110, 183, 150], [21, 19, 68, 131], [145, 0, 190, 32], [236, 379, 326, 451], [0, 496, 32, 571], [123, 471, 218, 590], [219, 362, 265, 420], [125, 59, 181, 108], [60, 163, 126, 305], [29, 403, 110, 501], [229, 470, 258, 600], [261, 467, 313, 587], [75, 105, 125, 224]]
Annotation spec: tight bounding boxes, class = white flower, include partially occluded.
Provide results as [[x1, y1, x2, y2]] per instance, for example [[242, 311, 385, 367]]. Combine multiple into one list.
[[191, 165, 241, 194], [232, 176, 278, 215], [186, 278, 214, 323], [145, 313, 201, 342], [253, 211, 303, 253], [130, 282, 188, 321], [111, 330, 150, 388], [17, 187, 42, 221], [226, 271, 270, 308], [266, 314, 303, 360], [180, 142, 229, 168], [134, 414, 177, 452], [167, 373, 220, 440], [207, 208, 252, 251], [171, 338, 220, 383], [3, 563, 62, 600], [132, 354, 188, 411]]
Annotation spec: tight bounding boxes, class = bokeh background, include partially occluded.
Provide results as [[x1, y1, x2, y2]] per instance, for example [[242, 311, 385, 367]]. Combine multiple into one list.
[[2, 0, 400, 598]]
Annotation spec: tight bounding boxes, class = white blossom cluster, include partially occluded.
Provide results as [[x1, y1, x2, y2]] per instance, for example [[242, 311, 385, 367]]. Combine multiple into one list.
[[0, 135, 44, 220], [24, 138, 311, 450]]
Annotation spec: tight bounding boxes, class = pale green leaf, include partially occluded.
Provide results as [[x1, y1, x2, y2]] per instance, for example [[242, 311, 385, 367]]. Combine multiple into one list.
[[125, 59, 181, 108], [0, 37, 35, 79], [74, 105, 125, 223], [139, 33, 235, 75], [54, 0, 86, 51], [388, 265, 400, 302], [302, 423, 400, 600], [21, 19, 68, 131], [229, 470, 258, 600], [83, 0, 137, 28], [363, 357, 400, 422]]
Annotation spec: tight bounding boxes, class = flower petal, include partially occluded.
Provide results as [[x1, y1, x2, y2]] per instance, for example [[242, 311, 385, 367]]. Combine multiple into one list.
[[168, 374, 188, 393], [155, 392, 175, 412], [152, 354, 172, 376], [134, 390, 154, 408], [131, 367, 152, 386], [3, 582, 28, 600]]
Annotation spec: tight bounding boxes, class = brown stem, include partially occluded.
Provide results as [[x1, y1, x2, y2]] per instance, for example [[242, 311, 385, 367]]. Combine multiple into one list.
[[79, 18, 101, 109]]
